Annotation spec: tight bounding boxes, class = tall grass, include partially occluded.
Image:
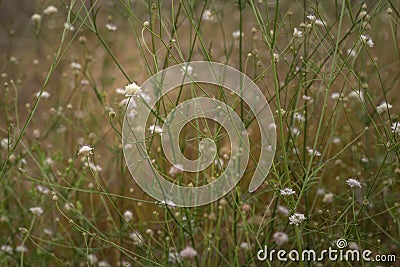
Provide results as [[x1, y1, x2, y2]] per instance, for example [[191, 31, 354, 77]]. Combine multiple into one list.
[[0, 0, 399, 266]]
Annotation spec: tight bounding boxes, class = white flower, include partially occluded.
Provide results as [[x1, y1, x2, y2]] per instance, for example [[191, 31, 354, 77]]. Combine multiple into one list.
[[280, 187, 295, 196], [346, 178, 362, 188], [36, 185, 50, 195], [35, 91, 51, 99], [360, 156, 369, 163], [239, 242, 250, 250], [307, 14, 316, 22], [348, 90, 364, 102], [118, 261, 132, 267], [332, 137, 341, 144], [43, 5, 58, 15], [123, 210, 133, 222], [180, 63, 193, 75], [115, 88, 125, 95], [64, 22, 75, 31], [149, 125, 162, 134], [0, 138, 10, 149], [85, 161, 102, 172], [289, 213, 306, 225], [376, 101, 392, 114], [302, 95, 312, 101], [273, 232, 289, 245], [30, 206, 44, 215], [168, 251, 181, 263], [348, 242, 360, 250], [106, 23, 117, 31], [277, 205, 289, 215], [360, 34, 374, 47], [31, 13, 42, 23], [129, 231, 144, 246], [293, 112, 305, 123], [322, 192, 334, 203], [87, 254, 98, 265], [15, 245, 28, 253], [160, 199, 176, 208], [391, 122, 400, 135], [347, 49, 357, 58], [202, 9, 215, 22], [331, 92, 340, 99], [98, 260, 111, 267], [291, 127, 300, 136], [125, 82, 142, 97], [78, 145, 93, 157], [43, 228, 53, 236], [314, 19, 326, 27], [307, 147, 321, 157], [168, 164, 184, 177], [1, 245, 13, 254], [70, 62, 81, 70], [232, 30, 243, 39], [293, 27, 303, 38], [179, 246, 198, 259]]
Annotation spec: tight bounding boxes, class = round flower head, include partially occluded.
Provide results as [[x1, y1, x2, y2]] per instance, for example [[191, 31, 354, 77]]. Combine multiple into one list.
[[78, 145, 93, 157], [30, 206, 44, 216], [179, 246, 198, 259], [43, 5, 58, 15], [289, 212, 306, 225], [125, 82, 142, 97], [346, 178, 362, 188], [31, 14, 42, 23]]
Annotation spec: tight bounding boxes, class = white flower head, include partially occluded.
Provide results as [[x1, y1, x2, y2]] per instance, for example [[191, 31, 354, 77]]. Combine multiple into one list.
[[280, 187, 296, 196], [43, 5, 58, 15], [129, 231, 144, 246], [125, 82, 142, 97], [106, 23, 117, 31], [376, 101, 392, 114], [78, 145, 94, 157], [307, 147, 322, 157], [346, 178, 362, 188], [232, 30, 243, 39], [31, 13, 42, 23], [64, 22, 75, 31], [277, 205, 289, 215], [314, 19, 326, 27], [87, 254, 98, 265], [293, 27, 303, 38], [273, 231, 289, 245], [168, 251, 181, 263], [180, 63, 193, 75], [322, 192, 334, 203], [1, 245, 13, 254], [149, 125, 163, 134], [123, 210, 133, 222], [202, 9, 215, 22], [30, 206, 44, 216], [293, 112, 305, 123], [391, 122, 400, 135], [360, 34, 374, 47], [35, 91, 51, 99], [15, 245, 28, 253], [239, 242, 250, 250], [70, 62, 81, 70], [307, 14, 316, 22], [168, 164, 184, 177], [289, 212, 306, 225], [179, 246, 198, 259]]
